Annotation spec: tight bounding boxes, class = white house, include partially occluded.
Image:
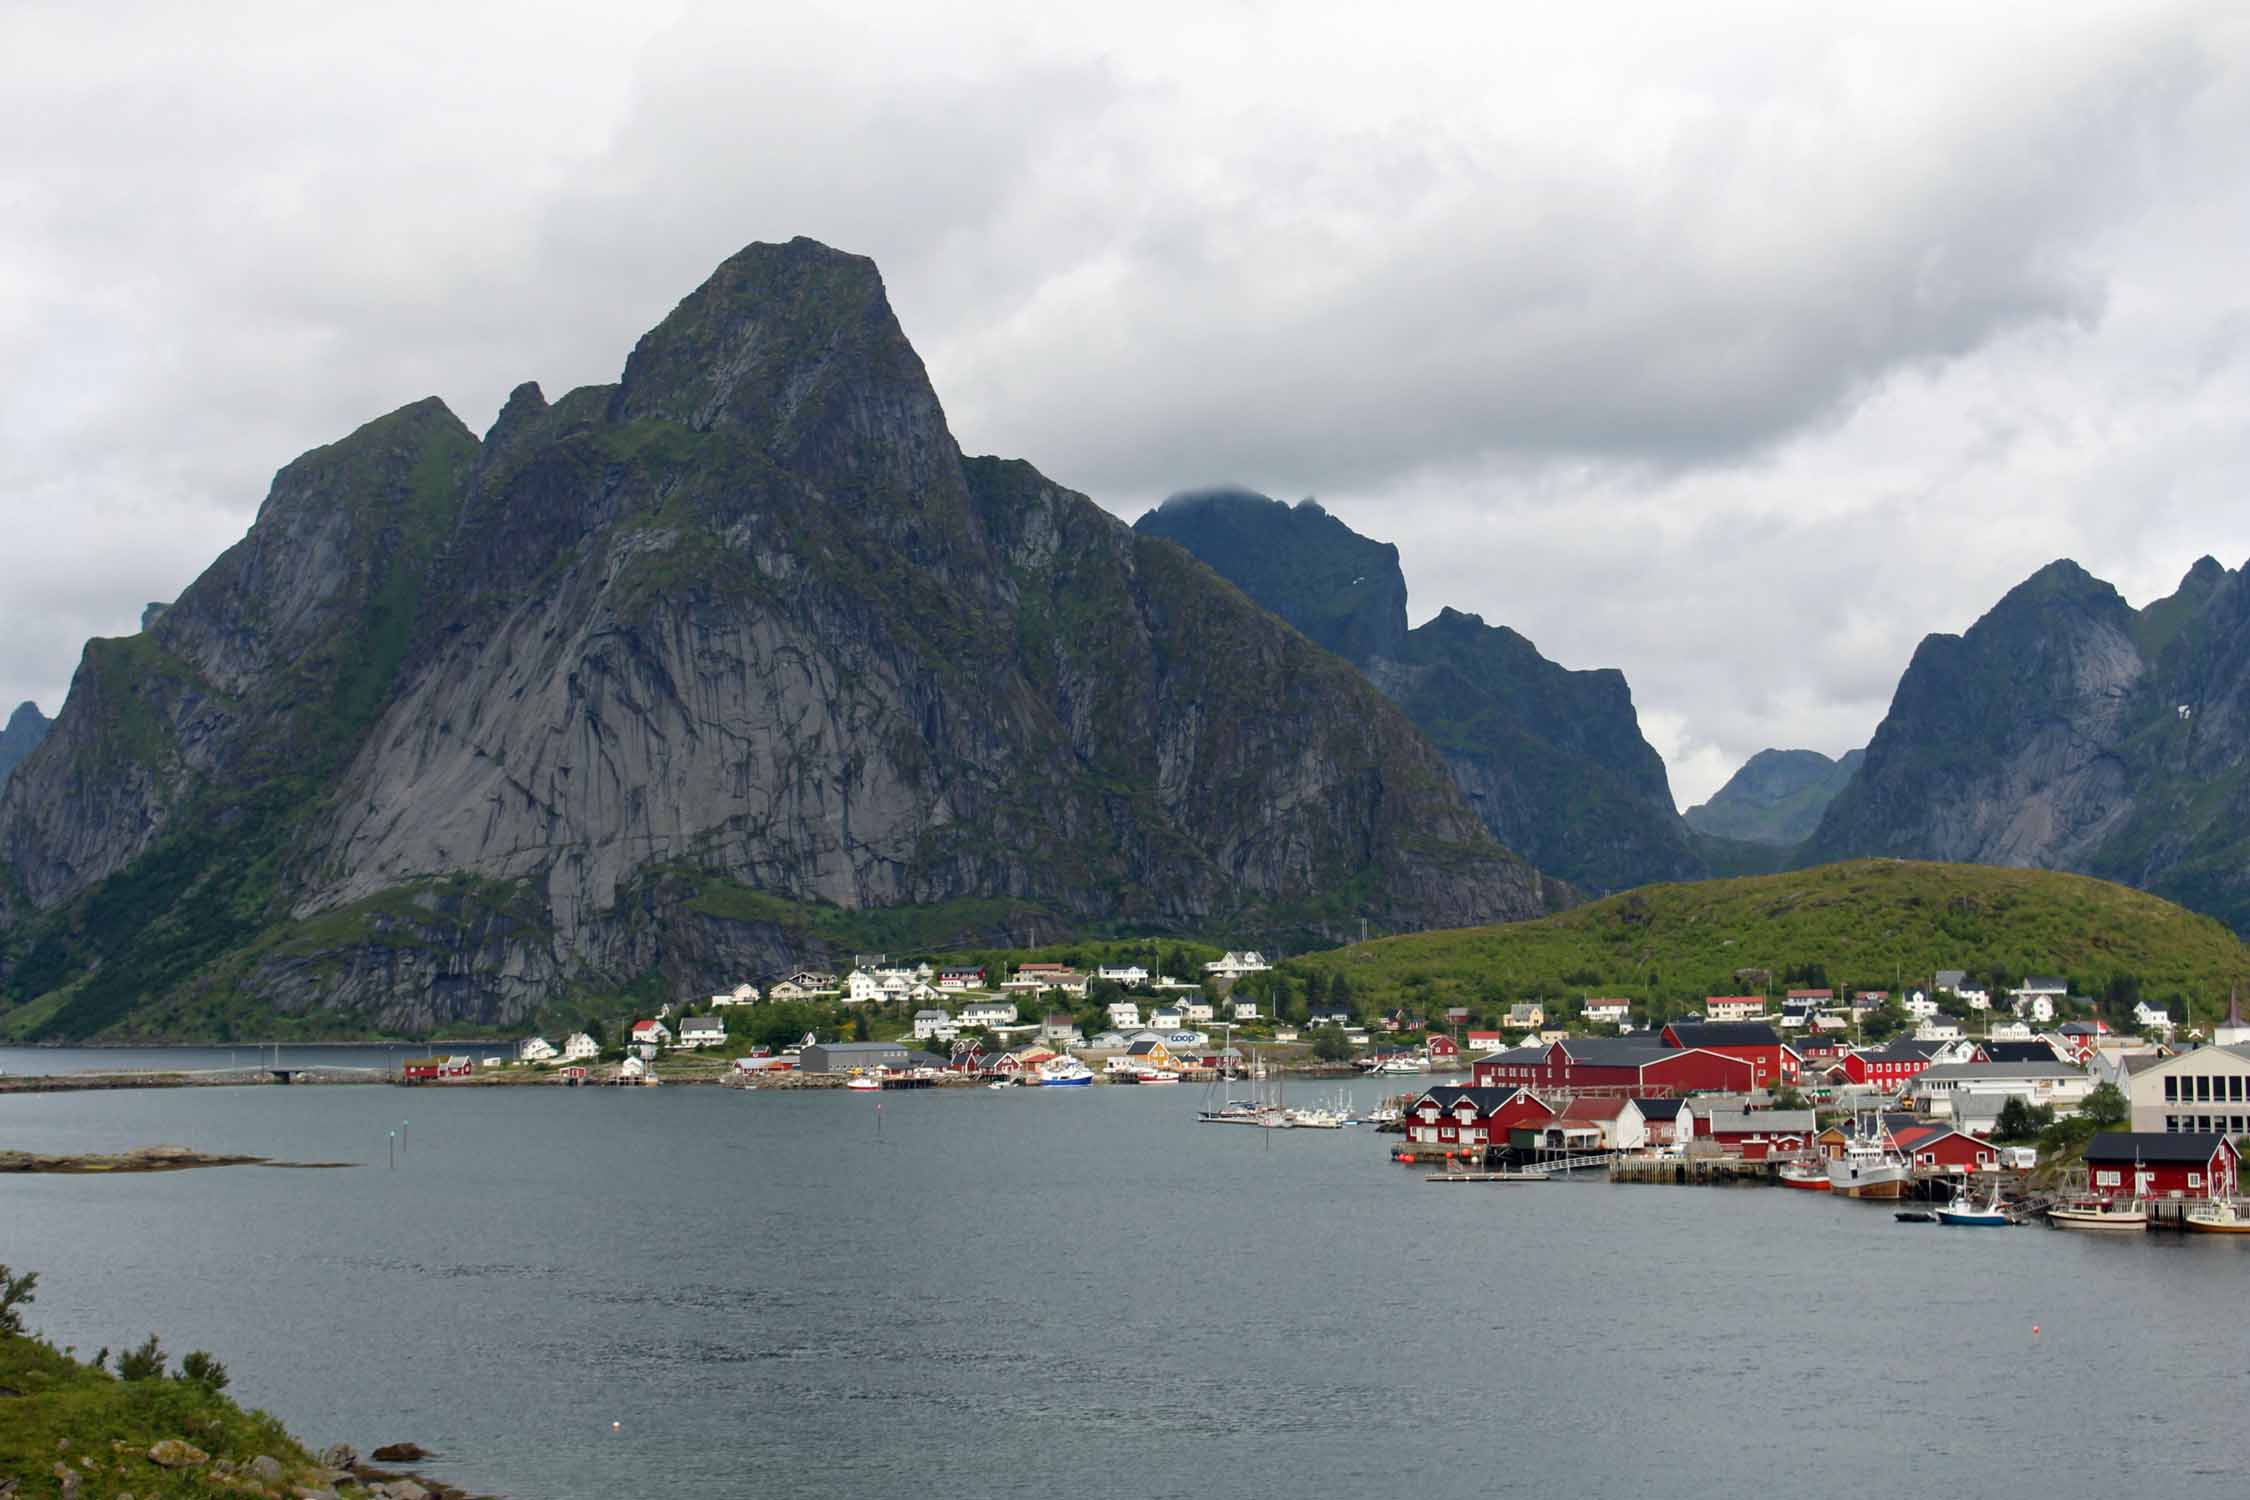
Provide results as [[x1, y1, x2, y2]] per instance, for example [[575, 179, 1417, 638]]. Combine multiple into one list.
[[1915, 1014, 1964, 1043], [2219, 993, 2250, 1048], [1230, 1000, 1259, 1021], [1986, 1019, 2033, 1042], [784, 969, 839, 993], [1041, 1013, 1084, 1045], [562, 1032, 600, 1062], [629, 1019, 673, 1048], [1903, 992, 1938, 1021], [1582, 998, 1631, 1025], [960, 999, 1018, 1027], [1106, 1000, 1142, 1030], [677, 1015, 726, 1049], [1096, 964, 1150, 988], [518, 1036, 558, 1062], [1274, 1026, 1300, 1042], [618, 1054, 651, 1082], [2135, 1001, 2178, 1033], [1909, 1061, 2093, 1120], [1148, 1006, 1186, 1030], [2010, 978, 2066, 1022], [1182, 1000, 1215, 1024], [913, 1009, 958, 1041], [1204, 951, 1272, 979], [845, 969, 888, 1005], [708, 983, 761, 1008], [1704, 997, 1765, 1022]]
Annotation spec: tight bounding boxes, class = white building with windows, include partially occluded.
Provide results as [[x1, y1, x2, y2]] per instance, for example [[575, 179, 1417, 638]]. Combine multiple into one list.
[[2127, 1044, 2250, 1135], [562, 1032, 600, 1062], [1204, 951, 1272, 979], [844, 969, 888, 1005], [1108, 1001, 1141, 1030], [709, 983, 761, 1008], [1096, 964, 1150, 988], [518, 1036, 558, 1062], [960, 999, 1018, 1028], [913, 1009, 958, 1042], [677, 1015, 727, 1049], [1231, 1000, 1259, 1021]]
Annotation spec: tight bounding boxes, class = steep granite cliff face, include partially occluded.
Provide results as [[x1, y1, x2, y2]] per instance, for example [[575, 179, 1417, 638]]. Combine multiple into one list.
[[1135, 490, 1701, 894], [1684, 747, 1864, 847], [1803, 556, 2250, 933], [0, 239, 1556, 1037], [0, 703, 49, 791]]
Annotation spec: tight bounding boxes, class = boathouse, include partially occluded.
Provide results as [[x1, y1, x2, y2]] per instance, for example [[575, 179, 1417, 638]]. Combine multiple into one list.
[[1472, 1038, 1757, 1096], [800, 1040, 911, 1074], [1404, 1086, 1554, 1147], [2084, 1132, 2240, 1200]]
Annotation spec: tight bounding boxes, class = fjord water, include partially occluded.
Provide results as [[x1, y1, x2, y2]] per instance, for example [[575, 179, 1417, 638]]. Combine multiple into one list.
[[5, 1080, 2248, 1499]]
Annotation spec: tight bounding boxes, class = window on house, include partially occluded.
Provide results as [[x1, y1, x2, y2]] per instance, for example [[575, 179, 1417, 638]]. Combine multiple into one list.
[[2198, 1076, 2213, 1103], [2190, 1173, 2203, 1187], [2167, 1077, 2180, 1102], [2096, 1170, 2120, 1186], [2167, 1116, 2180, 1132], [2233, 1076, 2245, 1103]]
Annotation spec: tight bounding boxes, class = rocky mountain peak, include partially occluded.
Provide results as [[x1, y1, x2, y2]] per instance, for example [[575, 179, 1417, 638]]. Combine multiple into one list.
[[1135, 486, 1409, 662], [609, 238, 962, 512]]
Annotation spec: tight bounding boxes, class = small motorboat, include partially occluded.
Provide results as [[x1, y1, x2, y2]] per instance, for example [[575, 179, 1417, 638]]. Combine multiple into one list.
[[2184, 1200, 2250, 1234], [1778, 1161, 1832, 1191], [2047, 1197, 2148, 1230], [1935, 1182, 2013, 1227], [845, 1074, 881, 1092], [1894, 1210, 1937, 1223]]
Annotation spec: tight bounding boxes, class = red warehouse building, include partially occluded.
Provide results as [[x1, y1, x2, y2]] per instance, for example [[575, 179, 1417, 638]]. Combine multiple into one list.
[[1472, 1038, 1756, 1096], [1891, 1125, 2002, 1174], [1660, 1021, 1801, 1088], [2084, 1132, 2239, 1200]]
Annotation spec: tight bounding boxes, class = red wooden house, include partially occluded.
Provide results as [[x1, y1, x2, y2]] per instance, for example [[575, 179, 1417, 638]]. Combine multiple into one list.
[[1659, 1022, 1800, 1088], [1842, 1040, 1948, 1090], [1696, 1108, 1816, 1160], [1890, 1124, 2001, 1174], [2084, 1132, 2240, 1200], [1403, 1085, 1554, 1149], [1471, 1038, 1756, 1096], [1425, 1034, 1462, 1064]]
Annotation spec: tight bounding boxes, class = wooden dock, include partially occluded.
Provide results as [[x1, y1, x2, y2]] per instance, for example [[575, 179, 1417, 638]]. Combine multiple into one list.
[[1609, 1155, 1779, 1187], [1425, 1170, 1550, 1183]]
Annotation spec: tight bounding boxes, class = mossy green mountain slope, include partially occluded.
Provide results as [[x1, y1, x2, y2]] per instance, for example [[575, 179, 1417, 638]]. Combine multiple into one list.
[[0, 239, 1556, 1040], [1287, 859, 2250, 1024]]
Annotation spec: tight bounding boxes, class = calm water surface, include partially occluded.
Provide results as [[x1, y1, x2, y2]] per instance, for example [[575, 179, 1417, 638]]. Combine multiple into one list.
[[4, 1077, 2247, 1498]]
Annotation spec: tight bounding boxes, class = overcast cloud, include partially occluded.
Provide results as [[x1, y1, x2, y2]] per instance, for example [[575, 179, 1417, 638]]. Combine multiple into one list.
[[4, 0, 2246, 808]]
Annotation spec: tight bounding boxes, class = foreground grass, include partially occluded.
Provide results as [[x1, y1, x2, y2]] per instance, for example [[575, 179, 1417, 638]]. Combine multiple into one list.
[[0, 1326, 322, 1497], [1286, 859, 2250, 1022]]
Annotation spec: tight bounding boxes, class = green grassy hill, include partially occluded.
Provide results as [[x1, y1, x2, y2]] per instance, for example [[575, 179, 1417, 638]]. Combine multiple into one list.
[[1285, 859, 2250, 1025]]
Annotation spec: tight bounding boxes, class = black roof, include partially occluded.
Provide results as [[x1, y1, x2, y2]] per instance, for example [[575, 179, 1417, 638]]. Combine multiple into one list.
[[1982, 1040, 2064, 1064], [1860, 1039, 1947, 1062], [1666, 1021, 1782, 1047], [2084, 1131, 2235, 1165], [1631, 1098, 1685, 1120], [1552, 1037, 1674, 1066]]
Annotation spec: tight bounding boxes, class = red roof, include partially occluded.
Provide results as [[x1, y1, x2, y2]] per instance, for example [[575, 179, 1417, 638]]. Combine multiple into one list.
[[1560, 1096, 1628, 1122]]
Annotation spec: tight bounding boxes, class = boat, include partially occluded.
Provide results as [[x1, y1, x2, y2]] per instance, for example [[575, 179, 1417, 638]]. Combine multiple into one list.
[[845, 1074, 881, 1092], [1036, 1058, 1094, 1087], [2047, 1197, 2148, 1231], [1778, 1161, 1832, 1192], [1135, 1069, 1181, 1085], [1828, 1130, 1910, 1199], [1935, 1181, 2013, 1227], [1283, 1105, 1348, 1129], [2183, 1200, 2250, 1234], [1894, 1209, 1936, 1223]]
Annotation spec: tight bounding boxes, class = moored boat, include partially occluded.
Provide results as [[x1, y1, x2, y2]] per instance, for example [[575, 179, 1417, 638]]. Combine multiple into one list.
[[1036, 1058, 1095, 1086], [2183, 1200, 2250, 1234], [1828, 1136, 1910, 1199], [2047, 1197, 2148, 1230], [1935, 1182, 2013, 1227], [844, 1073, 882, 1091], [1778, 1161, 1832, 1191]]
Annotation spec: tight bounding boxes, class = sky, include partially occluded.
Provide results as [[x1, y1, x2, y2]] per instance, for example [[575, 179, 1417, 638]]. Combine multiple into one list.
[[4, 1, 2247, 809]]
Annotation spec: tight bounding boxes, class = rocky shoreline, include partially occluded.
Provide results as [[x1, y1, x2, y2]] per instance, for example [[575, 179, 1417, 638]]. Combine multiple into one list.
[[0, 1146, 355, 1174]]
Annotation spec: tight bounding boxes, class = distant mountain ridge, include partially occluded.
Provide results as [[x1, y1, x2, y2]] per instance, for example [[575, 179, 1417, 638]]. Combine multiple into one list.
[[0, 703, 48, 791], [0, 239, 1559, 1040], [1135, 491, 1703, 894], [1685, 747, 1863, 846], [1802, 554, 2250, 933]]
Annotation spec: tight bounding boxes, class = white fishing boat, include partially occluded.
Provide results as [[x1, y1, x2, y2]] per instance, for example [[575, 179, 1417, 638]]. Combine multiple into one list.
[[1935, 1181, 2013, 1227], [844, 1073, 881, 1092], [1036, 1057, 1094, 1086], [1828, 1128, 1910, 1199], [2047, 1197, 2148, 1230], [2184, 1200, 2250, 1235]]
